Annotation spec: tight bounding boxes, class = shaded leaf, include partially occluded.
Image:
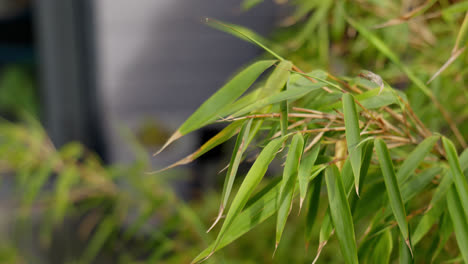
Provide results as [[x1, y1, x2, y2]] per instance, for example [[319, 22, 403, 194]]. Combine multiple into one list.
[[446, 186, 468, 263], [442, 137, 468, 219], [298, 143, 321, 209], [397, 135, 439, 184], [343, 93, 362, 195], [325, 165, 359, 264], [375, 139, 412, 255]]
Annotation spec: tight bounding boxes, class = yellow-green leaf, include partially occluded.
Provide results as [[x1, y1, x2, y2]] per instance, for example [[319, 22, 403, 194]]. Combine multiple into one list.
[[343, 93, 362, 195], [276, 133, 304, 246]]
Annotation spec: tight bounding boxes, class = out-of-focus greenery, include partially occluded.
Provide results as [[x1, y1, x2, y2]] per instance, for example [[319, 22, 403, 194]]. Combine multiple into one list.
[[0, 118, 332, 264], [0, 65, 38, 118]]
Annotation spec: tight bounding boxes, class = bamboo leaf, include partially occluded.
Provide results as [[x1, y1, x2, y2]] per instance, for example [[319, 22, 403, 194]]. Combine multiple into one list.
[[323, 87, 399, 111], [446, 186, 468, 263], [155, 60, 276, 155], [241, 0, 263, 11], [350, 140, 375, 212], [193, 164, 325, 262], [230, 83, 326, 118], [205, 18, 284, 61], [259, 60, 292, 99], [399, 234, 414, 264], [432, 212, 453, 262], [305, 173, 323, 245], [442, 137, 468, 219], [397, 135, 439, 184], [359, 229, 392, 264], [81, 216, 115, 264], [280, 100, 288, 137], [325, 165, 359, 264], [154, 121, 244, 172], [204, 135, 288, 261], [276, 134, 304, 248], [343, 93, 362, 195], [298, 143, 321, 210], [375, 139, 412, 255], [413, 148, 468, 244], [53, 166, 79, 224], [209, 120, 253, 232]]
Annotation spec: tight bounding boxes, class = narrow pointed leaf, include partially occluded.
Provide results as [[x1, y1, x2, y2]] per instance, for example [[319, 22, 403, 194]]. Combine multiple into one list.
[[399, 234, 414, 264], [193, 162, 324, 262], [325, 165, 359, 264], [156, 121, 244, 172], [209, 120, 253, 231], [412, 146, 468, 244], [259, 60, 292, 99], [305, 173, 323, 244], [208, 136, 288, 259], [446, 186, 468, 263], [298, 143, 320, 209], [375, 139, 412, 254], [231, 83, 326, 118], [276, 133, 304, 246], [359, 229, 392, 264], [343, 93, 362, 195], [156, 60, 275, 154], [397, 135, 439, 184], [53, 166, 79, 224], [206, 18, 284, 61], [442, 137, 468, 219]]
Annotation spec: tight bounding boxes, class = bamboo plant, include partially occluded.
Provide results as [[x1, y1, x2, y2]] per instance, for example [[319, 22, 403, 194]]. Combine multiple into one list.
[[156, 2, 468, 263]]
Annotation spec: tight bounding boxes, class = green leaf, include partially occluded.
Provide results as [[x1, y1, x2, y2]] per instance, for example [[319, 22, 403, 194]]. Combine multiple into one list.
[[397, 135, 439, 184], [280, 100, 288, 137], [155, 121, 244, 172], [375, 139, 412, 255], [413, 148, 468, 244], [276, 134, 304, 247], [207, 135, 288, 261], [156, 60, 276, 154], [259, 60, 292, 99], [206, 18, 284, 61], [446, 185, 468, 263], [432, 212, 453, 262], [343, 93, 362, 195], [323, 86, 398, 111], [194, 165, 326, 262], [209, 119, 253, 232], [399, 234, 414, 264], [298, 143, 321, 209], [53, 166, 79, 224], [231, 83, 326, 118], [305, 173, 323, 245], [81, 216, 115, 264], [241, 0, 263, 11], [359, 229, 392, 264], [350, 140, 375, 212], [442, 137, 468, 219], [325, 165, 359, 264]]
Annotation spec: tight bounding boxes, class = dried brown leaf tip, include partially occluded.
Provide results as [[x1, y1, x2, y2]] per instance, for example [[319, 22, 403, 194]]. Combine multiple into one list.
[[358, 70, 384, 94]]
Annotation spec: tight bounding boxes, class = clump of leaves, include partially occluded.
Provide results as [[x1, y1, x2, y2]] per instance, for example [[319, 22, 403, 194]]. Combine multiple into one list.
[[157, 5, 468, 262]]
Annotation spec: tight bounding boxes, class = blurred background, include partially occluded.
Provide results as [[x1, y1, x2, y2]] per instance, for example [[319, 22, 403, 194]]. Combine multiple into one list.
[[0, 1, 296, 263]]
